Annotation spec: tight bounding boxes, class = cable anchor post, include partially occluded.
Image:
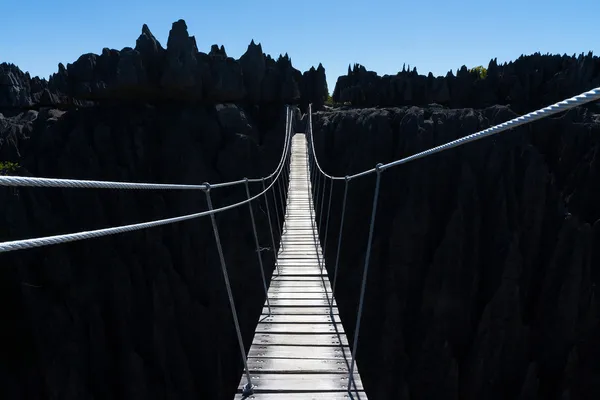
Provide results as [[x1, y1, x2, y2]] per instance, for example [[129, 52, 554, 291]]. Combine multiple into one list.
[[244, 178, 272, 317], [203, 182, 254, 397], [347, 164, 383, 395], [261, 177, 280, 276]]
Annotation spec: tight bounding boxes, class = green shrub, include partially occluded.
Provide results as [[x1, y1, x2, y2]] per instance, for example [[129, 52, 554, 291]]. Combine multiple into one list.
[[0, 161, 19, 175], [470, 65, 487, 79]]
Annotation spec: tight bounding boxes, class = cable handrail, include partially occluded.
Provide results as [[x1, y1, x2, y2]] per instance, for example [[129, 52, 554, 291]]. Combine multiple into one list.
[[0, 108, 293, 253], [308, 87, 600, 180], [0, 108, 293, 191], [0, 176, 247, 190]]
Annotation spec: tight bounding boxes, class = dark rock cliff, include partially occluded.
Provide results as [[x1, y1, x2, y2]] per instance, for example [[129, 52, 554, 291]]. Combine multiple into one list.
[[333, 53, 600, 113], [0, 102, 293, 399], [311, 104, 600, 400], [0, 19, 324, 399], [0, 20, 328, 111]]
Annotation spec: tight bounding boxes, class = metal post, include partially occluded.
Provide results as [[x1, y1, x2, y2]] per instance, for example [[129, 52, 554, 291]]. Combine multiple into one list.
[[245, 179, 271, 316], [204, 184, 253, 396], [270, 176, 283, 249], [276, 176, 287, 233], [262, 178, 279, 276], [318, 177, 327, 242], [332, 177, 349, 299], [347, 165, 383, 395], [322, 178, 334, 266]]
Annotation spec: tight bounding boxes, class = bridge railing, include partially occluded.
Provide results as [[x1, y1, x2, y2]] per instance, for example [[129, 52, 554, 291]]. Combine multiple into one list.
[[0, 105, 298, 397], [305, 86, 600, 396]]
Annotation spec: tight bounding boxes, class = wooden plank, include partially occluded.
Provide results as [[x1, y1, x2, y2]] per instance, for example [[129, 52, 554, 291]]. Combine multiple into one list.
[[278, 248, 321, 252], [279, 241, 321, 244], [268, 299, 335, 307], [277, 254, 321, 258], [276, 269, 325, 276], [267, 293, 330, 300], [280, 239, 319, 241], [262, 307, 338, 315], [269, 281, 331, 288], [281, 234, 318, 236], [269, 276, 329, 281], [247, 358, 350, 373], [280, 237, 319, 240], [268, 285, 333, 292], [254, 314, 341, 325], [275, 265, 324, 270], [251, 333, 348, 346], [248, 344, 350, 359], [255, 323, 344, 334], [235, 392, 367, 400], [237, 373, 363, 392], [268, 287, 329, 293], [279, 241, 319, 244], [276, 264, 323, 268]]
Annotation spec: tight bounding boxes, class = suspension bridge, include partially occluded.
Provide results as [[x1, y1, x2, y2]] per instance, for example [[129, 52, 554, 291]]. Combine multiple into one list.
[[0, 87, 599, 399]]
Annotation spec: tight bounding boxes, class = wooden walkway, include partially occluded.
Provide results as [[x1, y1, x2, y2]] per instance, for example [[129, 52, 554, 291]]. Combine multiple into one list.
[[236, 134, 367, 399]]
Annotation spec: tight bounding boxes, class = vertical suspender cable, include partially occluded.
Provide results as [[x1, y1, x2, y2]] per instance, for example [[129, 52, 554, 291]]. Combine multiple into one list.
[[204, 184, 254, 396], [262, 178, 279, 276], [245, 179, 272, 316], [332, 178, 349, 299], [318, 177, 327, 242], [322, 178, 334, 267], [347, 164, 383, 395]]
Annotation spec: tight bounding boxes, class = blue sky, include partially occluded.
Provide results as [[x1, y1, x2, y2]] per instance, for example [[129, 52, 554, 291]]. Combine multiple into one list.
[[1, 0, 598, 93]]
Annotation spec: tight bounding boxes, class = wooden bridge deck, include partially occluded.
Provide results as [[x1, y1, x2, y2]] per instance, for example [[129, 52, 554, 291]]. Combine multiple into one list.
[[236, 134, 367, 399]]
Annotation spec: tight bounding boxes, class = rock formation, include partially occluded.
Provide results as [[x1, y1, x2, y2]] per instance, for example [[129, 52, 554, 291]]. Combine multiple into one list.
[[0, 102, 291, 400], [310, 104, 600, 400], [0, 19, 317, 399], [0, 20, 328, 110], [333, 53, 600, 113]]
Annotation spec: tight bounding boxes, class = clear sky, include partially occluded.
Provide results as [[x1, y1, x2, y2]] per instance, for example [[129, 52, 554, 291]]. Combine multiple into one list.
[[1, 0, 598, 94]]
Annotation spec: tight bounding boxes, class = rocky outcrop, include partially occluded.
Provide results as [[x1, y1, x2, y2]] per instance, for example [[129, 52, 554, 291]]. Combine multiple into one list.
[[0, 103, 291, 400], [300, 63, 327, 111], [0, 63, 73, 108], [0, 20, 328, 110], [333, 53, 600, 113], [310, 105, 600, 400]]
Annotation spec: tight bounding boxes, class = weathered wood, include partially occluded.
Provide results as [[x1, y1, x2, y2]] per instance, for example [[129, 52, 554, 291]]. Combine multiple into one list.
[[268, 286, 328, 293], [238, 373, 363, 392], [247, 357, 350, 373], [269, 283, 332, 290], [276, 261, 322, 265], [262, 306, 338, 315], [248, 344, 350, 359], [258, 315, 342, 324], [267, 299, 335, 307], [255, 323, 345, 334], [235, 392, 367, 399], [266, 292, 331, 300], [236, 134, 366, 399], [275, 269, 325, 276]]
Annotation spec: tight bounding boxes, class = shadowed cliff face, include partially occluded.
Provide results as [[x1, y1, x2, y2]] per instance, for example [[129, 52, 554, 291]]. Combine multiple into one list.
[[0, 103, 292, 399], [311, 105, 600, 400], [0, 19, 327, 111], [333, 54, 600, 113], [0, 17, 323, 399]]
